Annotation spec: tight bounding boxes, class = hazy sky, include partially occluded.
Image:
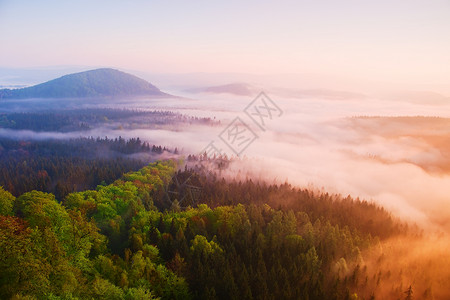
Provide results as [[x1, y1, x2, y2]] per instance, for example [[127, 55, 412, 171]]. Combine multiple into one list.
[[1, 0, 449, 87]]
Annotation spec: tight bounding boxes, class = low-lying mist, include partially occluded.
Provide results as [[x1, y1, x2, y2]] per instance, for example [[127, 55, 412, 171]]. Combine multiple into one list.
[[1, 87, 450, 233]]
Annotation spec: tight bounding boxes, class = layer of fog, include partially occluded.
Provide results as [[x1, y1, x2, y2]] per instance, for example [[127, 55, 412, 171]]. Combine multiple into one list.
[[174, 91, 450, 233], [2, 86, 450, 233]]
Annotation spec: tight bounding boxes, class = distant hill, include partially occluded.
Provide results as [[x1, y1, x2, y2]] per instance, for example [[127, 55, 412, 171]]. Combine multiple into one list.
[[0, 68, 169, 99], [190, 83, 255, 96]]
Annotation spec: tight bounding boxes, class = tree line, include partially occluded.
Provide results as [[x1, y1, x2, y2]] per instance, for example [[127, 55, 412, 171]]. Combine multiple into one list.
[[0, 137, 174, 198]]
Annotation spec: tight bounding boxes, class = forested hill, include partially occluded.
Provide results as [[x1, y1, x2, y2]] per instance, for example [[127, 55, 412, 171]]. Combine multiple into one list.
[[0, 159, 415, 300], [0, 68, 169, 99]]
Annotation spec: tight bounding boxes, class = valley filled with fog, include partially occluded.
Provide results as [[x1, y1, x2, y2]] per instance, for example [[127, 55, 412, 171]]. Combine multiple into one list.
[[1, 69, 450, 299], [2, 82, 450, 233]]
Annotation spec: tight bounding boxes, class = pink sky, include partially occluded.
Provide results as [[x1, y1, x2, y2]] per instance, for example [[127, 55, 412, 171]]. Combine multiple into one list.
[[0, 0, 449, 92]]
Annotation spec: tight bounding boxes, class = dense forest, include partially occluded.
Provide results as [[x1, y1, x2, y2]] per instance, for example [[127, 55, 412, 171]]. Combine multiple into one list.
[[0, 137, 174, 198], [1, 159, 425, 300], [0, 109, 218, 132]]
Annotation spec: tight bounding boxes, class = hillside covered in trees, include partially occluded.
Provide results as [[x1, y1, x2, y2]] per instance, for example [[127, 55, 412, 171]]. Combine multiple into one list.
[[0, 137, 177, 199], [1, 159, 429, 300]]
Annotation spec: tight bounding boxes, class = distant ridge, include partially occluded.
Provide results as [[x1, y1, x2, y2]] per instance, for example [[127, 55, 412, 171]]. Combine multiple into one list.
[[0, 68, 169, 99], [193, 83, 255, 96]]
